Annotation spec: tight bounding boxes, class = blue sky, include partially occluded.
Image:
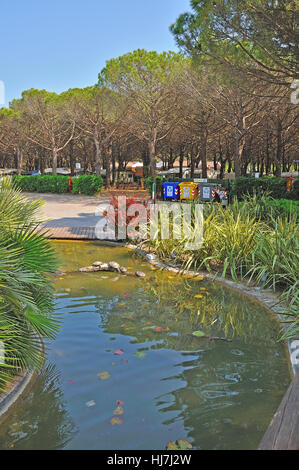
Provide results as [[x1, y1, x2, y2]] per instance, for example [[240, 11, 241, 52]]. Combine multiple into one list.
[[1, 0, 191, 106]]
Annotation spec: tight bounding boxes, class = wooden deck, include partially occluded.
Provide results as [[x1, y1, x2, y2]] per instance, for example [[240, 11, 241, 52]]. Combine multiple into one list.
[[259, 372, 299, 450], [42, 226, 97, 240]]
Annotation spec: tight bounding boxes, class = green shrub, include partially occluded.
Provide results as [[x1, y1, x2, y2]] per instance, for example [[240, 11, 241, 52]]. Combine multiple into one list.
[[13, 174, 103, 195], [230, 176, 291, 200], [145, 175, 164, 197], [233, 194, 299, 221], [71, 174, 103, 195], [13, 175, 69, 193], [265, 199, 299, 218]]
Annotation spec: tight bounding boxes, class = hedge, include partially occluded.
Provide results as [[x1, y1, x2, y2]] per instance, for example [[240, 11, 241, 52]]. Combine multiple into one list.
[[13, 174, 69, 193], [230, 176, 298, 201], [13, 174, 103, 195], [71, 175, 103, 195]]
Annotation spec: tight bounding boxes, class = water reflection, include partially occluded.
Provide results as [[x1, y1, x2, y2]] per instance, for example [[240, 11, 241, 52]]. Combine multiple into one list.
[[0, 241, 290, 450], [0, 364, 78, 450]]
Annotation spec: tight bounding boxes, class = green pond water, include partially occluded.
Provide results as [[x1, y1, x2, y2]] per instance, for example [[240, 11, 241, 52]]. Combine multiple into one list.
[[0, 241, 292, 450]]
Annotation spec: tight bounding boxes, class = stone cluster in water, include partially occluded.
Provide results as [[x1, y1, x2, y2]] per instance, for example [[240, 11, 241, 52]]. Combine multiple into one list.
[[78, 261, 146, 278]]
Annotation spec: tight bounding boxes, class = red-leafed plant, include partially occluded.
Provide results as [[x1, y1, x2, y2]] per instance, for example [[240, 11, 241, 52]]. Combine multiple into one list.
[[103, 190, 154, 238]]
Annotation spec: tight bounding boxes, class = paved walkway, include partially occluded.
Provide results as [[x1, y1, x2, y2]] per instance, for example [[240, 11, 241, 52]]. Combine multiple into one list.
[[25, 193, 109, 239]]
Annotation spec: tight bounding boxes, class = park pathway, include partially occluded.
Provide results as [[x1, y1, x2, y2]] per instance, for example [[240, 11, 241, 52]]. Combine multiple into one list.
[[25, 192, 110, 239]]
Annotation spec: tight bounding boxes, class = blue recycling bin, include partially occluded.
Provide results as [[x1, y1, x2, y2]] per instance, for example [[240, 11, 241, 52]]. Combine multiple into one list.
[[163, 182, 180, 200]]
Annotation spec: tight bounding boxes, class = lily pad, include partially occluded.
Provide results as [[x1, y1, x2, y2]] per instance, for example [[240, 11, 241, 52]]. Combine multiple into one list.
[[110, 417, 123, 426], [166, 439, 192, 450], [192, 330, 206, 338], [134, 351, 147, 359], [113, 349, 124, 355], [96, 371, 111, 380]]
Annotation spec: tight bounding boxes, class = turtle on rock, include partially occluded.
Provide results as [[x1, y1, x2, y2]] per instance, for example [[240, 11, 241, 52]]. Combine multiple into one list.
[[108, 261, 121, 272]]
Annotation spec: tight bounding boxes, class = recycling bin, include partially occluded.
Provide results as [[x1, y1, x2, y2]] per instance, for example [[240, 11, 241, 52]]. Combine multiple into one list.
[[198, 184, 216, 202], [163, 182, 180, 200], [179, 182, 199, 201]]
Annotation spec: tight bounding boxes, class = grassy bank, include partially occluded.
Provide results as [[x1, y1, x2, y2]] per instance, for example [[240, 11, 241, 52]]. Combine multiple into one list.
[[137, 195, 299, 339]]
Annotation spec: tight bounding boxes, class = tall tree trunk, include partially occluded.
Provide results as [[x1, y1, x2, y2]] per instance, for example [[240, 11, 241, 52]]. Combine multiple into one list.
[[149, 130, 157, 182], [200, 125, 208, 179], [112, 146, 117, 187], [234, 130, 245, 178], [179, 146, 184, 179], [17, 148, 23, 175], [106, 145, 112, 189], [69, 140, 75, 176], [190, 146, 195, 179], [94, 130, 101, 176], [52, 147, 58, 175], [275, 118, 282, 177]]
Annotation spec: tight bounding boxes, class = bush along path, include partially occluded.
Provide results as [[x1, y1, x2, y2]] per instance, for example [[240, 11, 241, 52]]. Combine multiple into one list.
[[12, 174, 103, 196]]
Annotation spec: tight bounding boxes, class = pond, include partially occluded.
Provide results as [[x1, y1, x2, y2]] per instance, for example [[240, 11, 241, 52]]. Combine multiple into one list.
[[0, 241, 292, 450]]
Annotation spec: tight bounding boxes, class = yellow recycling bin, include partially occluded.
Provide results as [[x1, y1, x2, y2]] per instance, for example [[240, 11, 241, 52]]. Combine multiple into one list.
[[179, 182, 199, 200]]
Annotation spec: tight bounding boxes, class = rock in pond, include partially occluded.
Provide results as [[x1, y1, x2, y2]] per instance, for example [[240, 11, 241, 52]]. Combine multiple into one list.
[[135, 271, 146, 278], [92, 261, 103, 267], [79, 266, 100, 273], [120, 267, 128, 274]]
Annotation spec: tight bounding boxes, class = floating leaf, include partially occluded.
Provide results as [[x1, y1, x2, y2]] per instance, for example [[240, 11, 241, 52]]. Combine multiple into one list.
[[192, 330, 206, 338], [97, 371, 111, 380], [113, 349, 124, 355], [194, 294, 203, 299], [134, 351, 147, 359], [166, 439, 192, 450], [110, 417, 123, 426], [113, 405, 124, 415], [118, 303, 126, 306]]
